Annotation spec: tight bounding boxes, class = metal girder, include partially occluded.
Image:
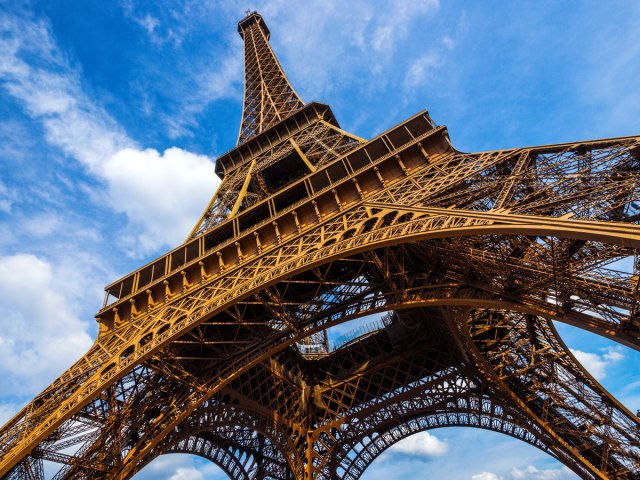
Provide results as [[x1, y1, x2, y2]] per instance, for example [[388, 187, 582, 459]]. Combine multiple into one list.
[[456, 308, 640, 478]]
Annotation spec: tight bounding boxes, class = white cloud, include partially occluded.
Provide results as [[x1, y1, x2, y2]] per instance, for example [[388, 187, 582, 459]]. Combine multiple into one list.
[[404, 52, 443, 90], [0, 180, 16, 213], [160, 52, 243, 140], [120, 0, 189, 47], [442, 35, 455, 50], [0, 402, 20, 426], [211, 0, 444, 97], [603, 348, 624, 363], [473, 473, 501, 480], [103, 147, 219, 253], [369, 0, 440, 55], [169, 467, 203, 480], [18, 212, 64, 238], [387, 431, 448, 457], [571, 350, 606, 379], [0, 254, 93, 395], [0, 10, 220, 255], [571, 347, 624, 381], [402, 27, 459, 93], [0, 13, 132, 172], [133, 454, 228, 480], [471, 464, 575, 480], [124, 5, 161, 39], [511, 465, 574, 479]]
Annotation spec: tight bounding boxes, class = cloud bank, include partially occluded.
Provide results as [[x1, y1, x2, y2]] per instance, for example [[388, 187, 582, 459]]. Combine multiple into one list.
[[0, 8, 220, 256]]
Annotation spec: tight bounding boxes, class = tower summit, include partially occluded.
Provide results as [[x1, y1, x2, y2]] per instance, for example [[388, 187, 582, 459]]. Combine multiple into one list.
[[3, 11, 640, 480], [236, 11, 304, 144], [188, 12, 363, 237]]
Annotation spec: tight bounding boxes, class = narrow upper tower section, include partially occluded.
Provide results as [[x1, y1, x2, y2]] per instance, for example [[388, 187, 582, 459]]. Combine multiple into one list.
[[237, 12, 305, 145]]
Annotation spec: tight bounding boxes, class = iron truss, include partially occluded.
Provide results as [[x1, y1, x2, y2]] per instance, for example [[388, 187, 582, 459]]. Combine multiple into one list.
[[2, 10, 640, 480]]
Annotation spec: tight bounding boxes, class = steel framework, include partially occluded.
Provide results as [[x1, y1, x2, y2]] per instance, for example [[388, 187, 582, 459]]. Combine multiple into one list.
[[2, 11, 640, 479]]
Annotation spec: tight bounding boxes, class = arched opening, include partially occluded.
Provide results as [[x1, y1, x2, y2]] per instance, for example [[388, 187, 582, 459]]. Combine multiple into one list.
[[310, 356, 574, 479], [25, 226, 639, 480], [127, 402, 296, 480], [294, 301, 640, 479], [133, 453, 229, 480], [359, 428, 576, 480]]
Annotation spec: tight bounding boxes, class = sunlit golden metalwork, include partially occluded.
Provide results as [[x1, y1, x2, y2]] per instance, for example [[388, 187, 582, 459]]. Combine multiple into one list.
[[2, 11, 640, 479]]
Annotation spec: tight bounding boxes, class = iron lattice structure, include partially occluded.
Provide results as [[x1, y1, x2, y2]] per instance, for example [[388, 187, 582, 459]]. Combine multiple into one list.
[[2, 11, 640, 480]]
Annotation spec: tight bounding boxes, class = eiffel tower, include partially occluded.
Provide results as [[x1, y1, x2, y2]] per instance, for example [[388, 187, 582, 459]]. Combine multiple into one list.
[[3, 10, 640, 480]]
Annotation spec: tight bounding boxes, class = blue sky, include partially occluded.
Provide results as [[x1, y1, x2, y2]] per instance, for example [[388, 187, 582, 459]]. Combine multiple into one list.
[[1, 1, 640, 479]]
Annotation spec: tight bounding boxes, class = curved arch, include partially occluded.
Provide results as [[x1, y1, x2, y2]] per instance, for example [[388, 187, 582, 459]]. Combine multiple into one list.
[[165, 431, 280, 480], [110, 205, 640, 367], [20, 260, 638, 480], [118, 233, 638, 479], [134, 402, 295, 480], [5, 133, 640, 478], [160, 442, 252, 480], [335, 416, 554, 480], [307, 362, 556, 479], [296, 303, 640, 479], [6, 225, 640, 478], [452, 308, 640, 479]]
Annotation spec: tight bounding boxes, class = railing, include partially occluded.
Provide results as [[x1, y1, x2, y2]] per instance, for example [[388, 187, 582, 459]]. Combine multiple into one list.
[[330, 318, 387, 351], [100, 110, 438, 310], [297, 343, 328, 355]]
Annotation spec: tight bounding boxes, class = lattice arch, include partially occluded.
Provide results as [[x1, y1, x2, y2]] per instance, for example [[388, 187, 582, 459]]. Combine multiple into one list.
[[163, 434, 291, 480], [140, 449, 250, 480], [137, 403, 296, 480], [304, 353, 558, 479], [332, 413, 555, 480]]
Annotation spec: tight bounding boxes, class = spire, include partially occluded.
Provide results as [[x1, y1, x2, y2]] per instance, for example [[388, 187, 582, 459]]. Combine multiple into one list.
[[237, 12, 304, 145]]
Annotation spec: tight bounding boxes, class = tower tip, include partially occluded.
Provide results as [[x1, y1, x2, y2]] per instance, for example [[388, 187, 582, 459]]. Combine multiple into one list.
[[238, 11, 270, 40]]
